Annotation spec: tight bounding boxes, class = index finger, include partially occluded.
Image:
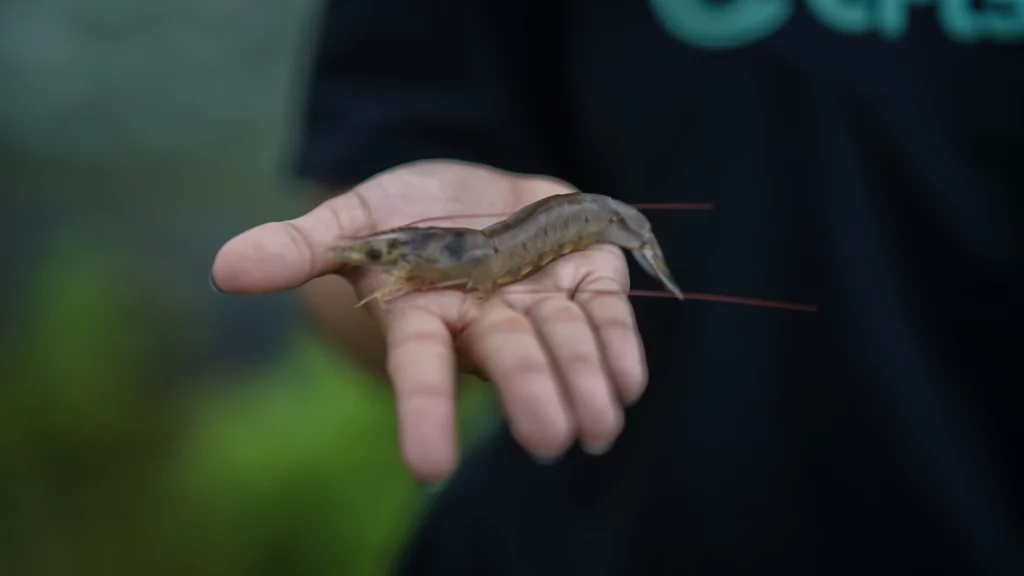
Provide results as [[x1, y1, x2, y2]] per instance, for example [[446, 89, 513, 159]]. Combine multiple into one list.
[[385, 305, 460, 483], [210, 190, 375, 294]]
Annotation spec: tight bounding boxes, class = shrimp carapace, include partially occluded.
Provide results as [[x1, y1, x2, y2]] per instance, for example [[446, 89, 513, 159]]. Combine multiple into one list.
[[327, 226, 495, 306], [470, 193, 685, 299]]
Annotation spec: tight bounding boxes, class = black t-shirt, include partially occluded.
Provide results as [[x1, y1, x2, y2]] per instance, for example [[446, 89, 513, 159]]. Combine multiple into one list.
[[295, 1, 1023, 574]]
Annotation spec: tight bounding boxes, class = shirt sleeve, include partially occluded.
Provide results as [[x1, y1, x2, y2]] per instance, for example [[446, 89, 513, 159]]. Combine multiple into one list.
[[292, 0, 565, 188]]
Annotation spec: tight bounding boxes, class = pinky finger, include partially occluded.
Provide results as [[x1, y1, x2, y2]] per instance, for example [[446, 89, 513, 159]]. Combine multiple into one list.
[[574, 277, 648, 404]]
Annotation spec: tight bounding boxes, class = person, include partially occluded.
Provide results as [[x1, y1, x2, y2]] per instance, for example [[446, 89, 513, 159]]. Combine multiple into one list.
[[210, 1, 1023, 574]]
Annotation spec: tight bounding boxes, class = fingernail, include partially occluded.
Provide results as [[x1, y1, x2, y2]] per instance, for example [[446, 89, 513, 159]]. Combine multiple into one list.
[[419, 481, 447, 495], [530, 453, 563, 466], [208, 272, 225, 295], [582, 441, 614, 456]]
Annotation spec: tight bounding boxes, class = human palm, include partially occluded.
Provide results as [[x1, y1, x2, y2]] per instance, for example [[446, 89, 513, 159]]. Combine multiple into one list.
[[211, 160, 647, 483]]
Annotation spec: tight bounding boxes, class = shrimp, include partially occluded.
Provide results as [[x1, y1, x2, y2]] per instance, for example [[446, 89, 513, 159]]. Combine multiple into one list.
[[470, 192, 685, 298], [325, 194, 820, 311], [325, 192, 685, 306]]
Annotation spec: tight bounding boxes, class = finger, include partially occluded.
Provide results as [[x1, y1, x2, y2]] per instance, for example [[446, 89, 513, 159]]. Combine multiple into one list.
[[298, 275, 387, 373], [210, 190, 376, 294], [385, 305, 460, 483], [575, 276, 648, 405], [525, 297, 623, 455], [458, 302, 575, 460]]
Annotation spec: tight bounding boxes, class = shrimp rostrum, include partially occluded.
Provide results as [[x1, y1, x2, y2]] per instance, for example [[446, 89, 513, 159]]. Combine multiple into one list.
[[327, 192, 684, 306]]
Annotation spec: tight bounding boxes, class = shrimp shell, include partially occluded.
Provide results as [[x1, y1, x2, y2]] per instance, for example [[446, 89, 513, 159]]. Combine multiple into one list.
[[471, 193, 684, 298], [325, 192, 684, 305]]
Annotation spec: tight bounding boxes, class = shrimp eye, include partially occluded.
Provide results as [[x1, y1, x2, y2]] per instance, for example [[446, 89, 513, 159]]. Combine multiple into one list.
[[365, 247, 383, 261]]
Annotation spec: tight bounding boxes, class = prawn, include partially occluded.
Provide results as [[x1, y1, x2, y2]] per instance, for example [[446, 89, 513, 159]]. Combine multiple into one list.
[[470, 192, 684, 298], [327, 192, 817, 312], [327, 192, 683, 306]]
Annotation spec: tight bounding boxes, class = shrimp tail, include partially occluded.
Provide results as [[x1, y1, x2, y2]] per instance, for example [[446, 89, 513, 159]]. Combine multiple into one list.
[[630, 236, 685, 300], [598, 197, 685, 301]]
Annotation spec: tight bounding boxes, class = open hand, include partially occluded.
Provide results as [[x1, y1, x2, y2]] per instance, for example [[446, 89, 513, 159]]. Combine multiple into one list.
[[210, 160, 647, 483]]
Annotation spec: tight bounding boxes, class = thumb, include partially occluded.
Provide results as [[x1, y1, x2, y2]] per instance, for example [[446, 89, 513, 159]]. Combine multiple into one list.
[[210, 190, 376, 294]]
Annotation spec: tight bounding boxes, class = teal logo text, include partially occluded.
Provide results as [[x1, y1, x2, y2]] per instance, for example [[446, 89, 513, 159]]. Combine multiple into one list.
[[650, 0, 1024, 48]]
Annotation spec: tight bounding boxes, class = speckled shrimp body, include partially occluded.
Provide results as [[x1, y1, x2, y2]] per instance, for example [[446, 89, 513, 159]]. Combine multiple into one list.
[[471, 192, 684, 298], [325, 192, 684, 306]]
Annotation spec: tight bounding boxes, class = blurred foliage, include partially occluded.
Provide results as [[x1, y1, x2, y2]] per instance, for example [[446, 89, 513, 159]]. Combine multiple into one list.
[[165, 339, 495, 576], [0, 1, 498, 574], [0, 234, 497, 576]]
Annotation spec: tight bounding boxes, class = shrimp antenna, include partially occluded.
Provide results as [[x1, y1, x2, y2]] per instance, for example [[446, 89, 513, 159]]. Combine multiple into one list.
[[493, 287, 817, 312], [631, 203, 714, 210], [624, 289, 818, 312], [401, 202, 714, 228]]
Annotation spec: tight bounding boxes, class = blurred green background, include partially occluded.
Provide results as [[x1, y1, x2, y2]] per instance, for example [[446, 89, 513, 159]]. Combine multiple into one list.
[[0, 2, 496, 574]]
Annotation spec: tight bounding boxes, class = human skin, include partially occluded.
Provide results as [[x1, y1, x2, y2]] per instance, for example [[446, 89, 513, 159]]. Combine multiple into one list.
[[210, 160, 648, 483], [299, 256, 388, 374]]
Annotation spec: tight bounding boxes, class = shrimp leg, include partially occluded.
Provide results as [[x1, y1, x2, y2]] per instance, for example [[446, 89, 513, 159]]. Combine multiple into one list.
[[355, 269, 416, 308], [357, 277, 475, 308]]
